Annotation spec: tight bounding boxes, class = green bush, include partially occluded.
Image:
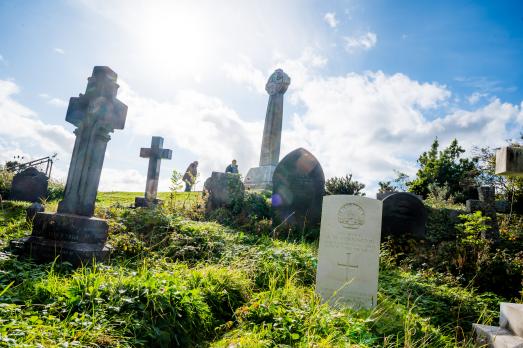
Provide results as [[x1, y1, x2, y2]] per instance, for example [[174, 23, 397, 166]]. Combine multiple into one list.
[[0, 169, 14, 199], [47, 179, 65, 201], [325, 173, 365, 195]]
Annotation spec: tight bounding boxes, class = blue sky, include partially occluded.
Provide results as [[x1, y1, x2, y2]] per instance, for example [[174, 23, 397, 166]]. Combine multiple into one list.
[[1, 0, 522, 193]]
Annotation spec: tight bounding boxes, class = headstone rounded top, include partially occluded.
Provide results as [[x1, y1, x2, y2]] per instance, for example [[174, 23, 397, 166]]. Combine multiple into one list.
[[265, 69, 291, 96], [382, 192, 427, 239], [92, 66, 117, 81]]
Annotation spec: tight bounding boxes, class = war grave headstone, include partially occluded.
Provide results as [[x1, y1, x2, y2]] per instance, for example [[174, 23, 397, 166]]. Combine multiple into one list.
[[272, 148, 325, 231], [381, 192, 427, 240], [244, 69, 291, 190], [12, 66, 127, 265], [10, 167, 48, 202], [135, 136, 172, 207], [316, 195, 383, 309], [465, 186, 499, 239], [204, 171, 245, 213], [474, 303, 523, 347]]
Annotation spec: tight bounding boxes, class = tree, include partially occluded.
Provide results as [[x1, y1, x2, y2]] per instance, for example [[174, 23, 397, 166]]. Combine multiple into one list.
[[325, 174, 365, 196], [407, 138, 478, 202]]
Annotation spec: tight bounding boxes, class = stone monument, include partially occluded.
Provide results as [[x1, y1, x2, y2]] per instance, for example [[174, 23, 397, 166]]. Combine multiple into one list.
[[474, 303, 523, 347], [203, 171, 245, 213], [13, 66, 127, 265], [465, 186, 499, 239], [316, 195, 383, 309], [381, 192, 427, 240], [244, 69, 290, 190], [135, 136, 172, 207], [10, 167, 48, 202], [272, 148, 325, 231], [495, 146, 523, 176]]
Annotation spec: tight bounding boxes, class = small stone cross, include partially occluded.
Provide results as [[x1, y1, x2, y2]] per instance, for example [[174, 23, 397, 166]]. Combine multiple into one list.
[[140, 136, 172, 202], [337, 252, 359, 281]]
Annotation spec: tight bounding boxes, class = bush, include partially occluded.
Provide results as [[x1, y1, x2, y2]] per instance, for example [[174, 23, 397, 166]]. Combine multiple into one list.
[[325, 174, 365, 195], [0, 169, 14, 199], [47, 179, 65, 201]]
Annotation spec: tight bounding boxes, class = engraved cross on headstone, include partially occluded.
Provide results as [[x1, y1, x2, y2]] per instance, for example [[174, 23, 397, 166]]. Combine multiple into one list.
[[337, 252, 359, 280], [140, 136, 172, 202]]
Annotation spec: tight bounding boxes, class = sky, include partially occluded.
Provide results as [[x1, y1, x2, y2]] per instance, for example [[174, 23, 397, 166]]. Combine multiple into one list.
[[1, 0, 522, 194]]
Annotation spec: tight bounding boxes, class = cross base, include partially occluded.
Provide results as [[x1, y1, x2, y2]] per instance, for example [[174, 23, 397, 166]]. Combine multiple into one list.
[[135, 196, 163, 208]]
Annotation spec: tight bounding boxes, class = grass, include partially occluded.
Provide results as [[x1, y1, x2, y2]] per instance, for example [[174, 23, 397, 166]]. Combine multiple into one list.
[[0, 193, 506, 347]]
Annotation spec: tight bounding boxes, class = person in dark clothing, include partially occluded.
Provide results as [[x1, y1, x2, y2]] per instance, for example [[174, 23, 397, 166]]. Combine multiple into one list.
[[225, 159, 239, 174], [183, 161, 198, 191]]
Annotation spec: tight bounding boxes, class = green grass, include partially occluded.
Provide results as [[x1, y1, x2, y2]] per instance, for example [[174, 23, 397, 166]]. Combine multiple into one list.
[[96, 191, 201, 207], [0, 195, 505, 347]]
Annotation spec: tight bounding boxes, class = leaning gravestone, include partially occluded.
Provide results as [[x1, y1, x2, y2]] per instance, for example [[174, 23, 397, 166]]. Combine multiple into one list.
[[316, 195, 383, 309], [381, 192, 427, 240], [12, 66, 127, 265], [10, 167, 48, 202], [204, 171, 245, 213], [272, 148, 325, 231], [135, 136, 172, 207]]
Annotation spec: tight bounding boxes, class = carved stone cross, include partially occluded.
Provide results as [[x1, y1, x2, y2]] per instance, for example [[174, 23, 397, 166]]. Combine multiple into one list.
[[139, 136, 172, 204], [337, 252, 359, 280]]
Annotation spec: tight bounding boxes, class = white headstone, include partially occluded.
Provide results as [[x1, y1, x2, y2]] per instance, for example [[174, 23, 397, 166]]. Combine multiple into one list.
[[316, 195, 382, 309]]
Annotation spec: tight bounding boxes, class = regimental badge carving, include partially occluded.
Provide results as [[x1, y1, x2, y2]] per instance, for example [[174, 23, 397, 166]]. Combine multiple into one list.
[[337, 203, 365, 229]]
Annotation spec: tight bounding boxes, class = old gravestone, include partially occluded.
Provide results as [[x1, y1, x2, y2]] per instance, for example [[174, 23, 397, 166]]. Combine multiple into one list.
[[316, 195, 383, 309], [466, 186, 499, 239], [272, 148, 325, 231], [135, 136, 172, 207], [244, 69, 291, 190], [381, 192, 427, 240], [12, 66, 127, 265], [10, 167, 48, 202], [203, 171, 245, 213]]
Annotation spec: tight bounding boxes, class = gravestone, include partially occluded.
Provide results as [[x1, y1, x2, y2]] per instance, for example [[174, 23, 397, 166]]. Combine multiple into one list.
[[272, 148, 325, 231], [381, 192, 427, 240], [203, 171, 245, 212], [316, 195, 383, 309], [474, 303, 523, 347], [12, 66, 127, 265], [135, 136, 172, 207], [495, 146, 523, 176], [465, 186, 499, 239], [10, 167, 48, 202], [244, 69, 290, 190]]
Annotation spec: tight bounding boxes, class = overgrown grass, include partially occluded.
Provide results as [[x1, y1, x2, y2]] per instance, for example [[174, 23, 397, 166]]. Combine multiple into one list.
[[0, 195, 507, 347]]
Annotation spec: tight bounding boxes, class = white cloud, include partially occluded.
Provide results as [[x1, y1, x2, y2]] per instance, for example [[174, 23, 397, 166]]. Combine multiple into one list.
[[0, 80, 74, 156], [99, 168, 145, 191], [39, 93, 68, 108], [324, 12, 338, 28], [53, 48, 65, 54], [467, 92, 487, 105], [223, 57, 267, 94], [0, 54, 5, 65], [344, 32, 377, 52], [118, 80, 263, 188]]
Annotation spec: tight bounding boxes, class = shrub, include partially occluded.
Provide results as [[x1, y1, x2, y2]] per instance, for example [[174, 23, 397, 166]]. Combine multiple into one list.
[[0, 169, 14, 199], [325, 174, 365, 195], [47, 179, 65, 201]]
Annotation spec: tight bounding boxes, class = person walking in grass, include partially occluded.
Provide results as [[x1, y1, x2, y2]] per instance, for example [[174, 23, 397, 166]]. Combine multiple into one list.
[[225, 159, 239, 174], [183, 161, 198, 192]]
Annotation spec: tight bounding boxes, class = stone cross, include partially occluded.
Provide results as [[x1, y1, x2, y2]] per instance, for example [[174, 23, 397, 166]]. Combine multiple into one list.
[[57, 66, 127, 217], [244, 69, 290, 190], [139, 136, 172, 203], [466, 186, 499, 239]]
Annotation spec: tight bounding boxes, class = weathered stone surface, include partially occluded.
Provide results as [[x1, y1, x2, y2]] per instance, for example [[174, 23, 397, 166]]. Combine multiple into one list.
[[466, 186, 499, 239], [272, 148, 325, 231], [135, 197, 162, 208], [381, 192, 427, 239], [135, 136, 172, 207], [473, 324, 523, 348], [204, 172, 245, 212], [244, 69, 290, 190], [316, 195, 382, 309], [496, 146, 523, 177], [501, 303, 523, 338], [13, 66, 126, 265], [26, 202, 44, 221], [496, 200, 511, 213], [10, 167, 48, 202]]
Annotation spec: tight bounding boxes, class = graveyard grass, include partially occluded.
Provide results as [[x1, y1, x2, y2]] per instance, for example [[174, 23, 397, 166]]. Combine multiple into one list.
[[0, 193, 508, 347]]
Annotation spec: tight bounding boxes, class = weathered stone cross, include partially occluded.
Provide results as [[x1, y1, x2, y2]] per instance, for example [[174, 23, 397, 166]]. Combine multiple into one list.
[[135, 136, 172, 207], [337, 252, 359, 280], [465, 186, 499, 239]]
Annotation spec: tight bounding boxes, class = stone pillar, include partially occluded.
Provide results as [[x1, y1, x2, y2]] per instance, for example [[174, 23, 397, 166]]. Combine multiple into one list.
[[12, 66, 127, 265], [244, 69, 290, 190]]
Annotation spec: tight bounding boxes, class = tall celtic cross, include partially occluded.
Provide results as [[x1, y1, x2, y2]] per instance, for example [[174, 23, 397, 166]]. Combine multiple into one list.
[[58, 66, 127, 217], [140, 136, 172, 202]]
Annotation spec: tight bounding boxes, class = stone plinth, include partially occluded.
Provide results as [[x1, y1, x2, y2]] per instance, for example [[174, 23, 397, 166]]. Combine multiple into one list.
[[14, 212, 110, 265], [135, 197, 162, 208], [501, 303, 523, 338], [496, 147, 523, 176], [244, 165, 275, 190]]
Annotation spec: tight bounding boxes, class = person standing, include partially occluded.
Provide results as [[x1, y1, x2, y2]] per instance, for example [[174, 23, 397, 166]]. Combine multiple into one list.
[[183, 161, 198, 191], [225, 159, 239, 174]]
